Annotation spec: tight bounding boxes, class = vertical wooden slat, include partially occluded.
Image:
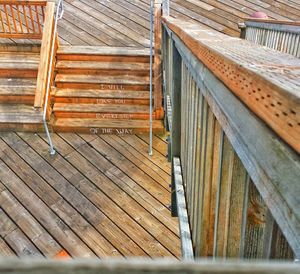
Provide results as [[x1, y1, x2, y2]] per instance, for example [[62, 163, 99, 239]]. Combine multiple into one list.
[[226, 154, 249, 258], [206, 121, 222, 256], [0, 10, 5, 32], [187, 76, 193, 208], [182, 66, 189, 193], [270, 221, 295, 260], [188, 83, 199, 226], [16, 5, 24, 34], [244, 181, 268, 259], [35, 5, 42, 34], [3, 5, 11, 33], [22, 5, 30, 33], [10, 4, 18, 33], [214, 135, 235, 258], [170, 43, 182, 217], [194, 99, 209, 256], [190, 91, 203, 248], [28, 5, 36, 33], [198, 107, 215, 256]]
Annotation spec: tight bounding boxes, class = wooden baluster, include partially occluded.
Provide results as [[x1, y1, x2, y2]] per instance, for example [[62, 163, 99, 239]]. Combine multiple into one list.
[[3, 4, 11, 33], [16, 5, 24, 34], [35, 5, 42, 34], [41, 5, 45, 22], [22, 5, 30, 33], [28, 5, 36, 33], [10, 4, 18, 34], [170, 42, 182, 217], [0, 10, 5, 33]]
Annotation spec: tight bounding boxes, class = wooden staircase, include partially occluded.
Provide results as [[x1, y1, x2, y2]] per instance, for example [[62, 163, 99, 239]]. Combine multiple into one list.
[[51, 46, 164, 135], [0, 45, 44, 132]]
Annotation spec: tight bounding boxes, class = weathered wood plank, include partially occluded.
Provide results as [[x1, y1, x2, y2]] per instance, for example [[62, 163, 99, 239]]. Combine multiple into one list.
[[0, 259, 300, 274], [163, 17, 300, 154], [167, 29, 300, 258], [173, 157, 193, 260]]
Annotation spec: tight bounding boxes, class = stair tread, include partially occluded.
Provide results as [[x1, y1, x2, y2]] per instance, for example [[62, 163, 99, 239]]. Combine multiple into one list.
[[56, 61, 150, 71], [53, 103, 150, 113], [0, 52, 40, 63], [0, 85, 36, 96], [57, 46, 151, 57], [0, 104, 43, 123], [0, 44, 41, 53], [55, 74, 149, 85], [54, 89, 149, 99], [0, 62, 39, 70], [54, 118, 164, 128], [0, 78, 37, 87]]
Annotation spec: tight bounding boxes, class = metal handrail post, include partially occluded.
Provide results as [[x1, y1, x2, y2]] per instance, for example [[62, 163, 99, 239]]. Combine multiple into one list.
[[162, 0, 170, 16], [42, 0, 64, 156], [149, 0, 154, 156]]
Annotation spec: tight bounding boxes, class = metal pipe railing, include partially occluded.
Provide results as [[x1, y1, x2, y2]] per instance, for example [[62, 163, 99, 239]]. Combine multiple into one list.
[[148, 0, 154, 156], [42, 0, 64, 155]]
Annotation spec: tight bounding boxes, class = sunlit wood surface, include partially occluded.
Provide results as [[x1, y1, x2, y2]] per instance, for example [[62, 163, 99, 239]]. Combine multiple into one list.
[[0, 132, 180, 259]]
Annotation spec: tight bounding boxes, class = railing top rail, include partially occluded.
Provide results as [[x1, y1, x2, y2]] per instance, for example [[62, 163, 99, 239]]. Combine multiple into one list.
[[0, 0, 47, 5], [244, 18, 300, 27], [162, 16, 300, 154], [244, 18, 300, 34], [1, 258, 300, 273]]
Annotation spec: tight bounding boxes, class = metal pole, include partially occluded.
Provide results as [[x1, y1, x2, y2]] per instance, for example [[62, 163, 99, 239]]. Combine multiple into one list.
[[42, 0, 64, 156], [149, 0, 154, 156], [162, 0, 170, 16]]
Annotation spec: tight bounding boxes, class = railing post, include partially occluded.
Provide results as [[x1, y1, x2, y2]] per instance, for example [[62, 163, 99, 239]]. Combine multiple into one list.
[[153, 0, 164, 119], [171, 42, 182, 217], [162, 0, 170, 16], [34, 1, 55, 108]]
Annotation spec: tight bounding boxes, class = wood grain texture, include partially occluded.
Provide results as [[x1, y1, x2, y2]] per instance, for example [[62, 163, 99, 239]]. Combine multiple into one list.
[[163, 16, 300, 153], [0, 132, 178, 258], [0, 259, 300, 274]]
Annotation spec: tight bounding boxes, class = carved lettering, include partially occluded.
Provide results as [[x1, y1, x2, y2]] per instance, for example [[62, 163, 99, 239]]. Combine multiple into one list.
[[96, 99, 126, 104], [89, 128, 133, 135], [96, 113, 134, 119], [90, 128, 98, 134], [116, 128, 133, 135], [100, 128, 113, 134], [99, 84, 124, 90]]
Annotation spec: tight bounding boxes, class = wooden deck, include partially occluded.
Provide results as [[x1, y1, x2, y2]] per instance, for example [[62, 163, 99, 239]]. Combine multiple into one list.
[[0, 132, 180, 258], [2, 0, 299, 47], [55, 0, 300, 46]]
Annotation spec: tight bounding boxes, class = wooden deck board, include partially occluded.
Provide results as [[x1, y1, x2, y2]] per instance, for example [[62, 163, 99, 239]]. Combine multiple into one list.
[[0, 132, 180, 258], [2, 0, 299, 47]]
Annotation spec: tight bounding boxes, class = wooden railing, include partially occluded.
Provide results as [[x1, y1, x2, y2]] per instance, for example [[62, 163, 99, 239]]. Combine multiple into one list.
[[241, 19, 300, 58], [0, 0, 58, 110], [162, 16, 300, 260], [34, 1, 56, 108], [1, 258, 300, 274], [0, 0, 47, 39]]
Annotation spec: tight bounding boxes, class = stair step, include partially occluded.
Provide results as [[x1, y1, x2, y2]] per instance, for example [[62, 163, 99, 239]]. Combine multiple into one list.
[[53, 89, 150, 105], [0, 52, 39, 78], [0, 104, 43, 132], [56, 61, 150, 76], [0, 78, 36, 104], [53, 118, 164, 135], [0, 44, 41, 53], [0, 52, 40, 62], [53, 103, 153, 120], [57, 46, 151, 63], [55, 74, 150, 91]]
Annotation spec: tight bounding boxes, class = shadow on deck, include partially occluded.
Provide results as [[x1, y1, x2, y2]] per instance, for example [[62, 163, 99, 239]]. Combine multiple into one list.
[[0, 132, 180, 258]]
